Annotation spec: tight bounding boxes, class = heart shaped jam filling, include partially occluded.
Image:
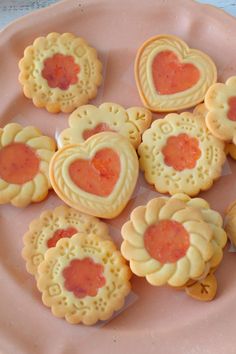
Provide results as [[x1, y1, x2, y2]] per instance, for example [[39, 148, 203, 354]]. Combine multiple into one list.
[[152, 50, 200, 95], [47, 227, 77, 248], [63, 257, 106, 298], [0, 143, 40, 184], [83, 123, 116, 140], [144, 220, 190, 263], [69, 148, 120, 197], [227, 96, 236, 121], [162, 133, 201, 171]]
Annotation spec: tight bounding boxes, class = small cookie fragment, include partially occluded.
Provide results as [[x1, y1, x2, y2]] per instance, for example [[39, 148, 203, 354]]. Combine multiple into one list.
[[37, 234, 131, 325], [19, 32, 102, 113], [49, 132, 139, 218], [58, 103, 152, 149], [224, 200, 236, 247], [185, 272, 217, 301], [22, 205, 109, 277], [0, 123, 56, 207], [138, 112, 226, 196], [135, 34, 217, 112]]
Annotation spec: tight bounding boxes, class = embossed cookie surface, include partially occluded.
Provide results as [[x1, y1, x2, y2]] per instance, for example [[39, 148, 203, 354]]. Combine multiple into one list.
[[0, 123, 56, 207], [121, 196, 214, 287], [22, 205, 109, 277], [138, 112, 225, 196], [50, 132, 139, 218], [37, 234, 131, 325], [135, 34, 217, 112], [59, 103, 152, 149], [19, 32, 102, 113]]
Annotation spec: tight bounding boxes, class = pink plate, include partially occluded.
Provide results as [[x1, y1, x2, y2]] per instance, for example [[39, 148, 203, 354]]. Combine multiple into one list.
[[1, 0, 236, 353]]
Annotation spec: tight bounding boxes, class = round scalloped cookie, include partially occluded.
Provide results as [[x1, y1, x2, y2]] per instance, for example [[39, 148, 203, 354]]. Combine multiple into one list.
[[121, 196, 214, 287], [19, 32, 102, 113], [22, 205, 110, 277], [49, 132, 139, 219], [0, 123, 56, 207], [135, 34, 217, 112], [37, 233, 131, 325], [138, 112, 226, 196], [58, 103, 152, 149]]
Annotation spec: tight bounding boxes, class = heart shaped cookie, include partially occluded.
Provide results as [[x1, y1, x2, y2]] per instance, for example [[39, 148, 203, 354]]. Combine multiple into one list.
[[135, 34, 217, 112], [49, 132, 139, 218]]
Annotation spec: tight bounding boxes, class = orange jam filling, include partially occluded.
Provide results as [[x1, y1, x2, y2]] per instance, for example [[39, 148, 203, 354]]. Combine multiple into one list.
[[152, 50, 200, 95], [162, 133, 201, 171], [42, 53, 80, 90], [69, 148, 120, 197], [144, 220, 190, 263], [227, 96, 236, 121], [0, 143, 39, 184], [83, 123, 116, 140], [63, 257, 106, 298], [47, 227, 77, 248]]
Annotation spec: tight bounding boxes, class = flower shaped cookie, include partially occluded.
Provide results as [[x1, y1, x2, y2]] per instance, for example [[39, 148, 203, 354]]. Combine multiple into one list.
[[0, 123, 56, 207], [19, 32, 102, 113], [37, 234, 131, 325], [58, 103, 152, 149], [22, 205, 109, 277], [138, 112, 226, 196], [121, 196, 214, 287], [205, 76, 236, 142]]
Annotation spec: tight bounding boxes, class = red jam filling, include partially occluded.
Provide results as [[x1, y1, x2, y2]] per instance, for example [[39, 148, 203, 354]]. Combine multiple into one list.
[[152, 50, 200, 95], [144, 220, 190, 263], [0, 143, 39, 184], [42, 53, 80, 90], [63, 257, 106, 298], [83, 123, 116, 141], [47, 227, 77, 248], [69, 148, 120, 197], [227, 96, 236, 121], [162, 133, 201, 171]]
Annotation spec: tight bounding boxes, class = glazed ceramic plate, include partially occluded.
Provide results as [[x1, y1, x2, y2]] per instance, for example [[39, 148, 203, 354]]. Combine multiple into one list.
[[1, 1, 236, 353]]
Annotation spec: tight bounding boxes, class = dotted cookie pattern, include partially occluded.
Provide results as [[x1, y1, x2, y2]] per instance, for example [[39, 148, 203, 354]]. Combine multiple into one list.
[[37, 234, 131, 325], [19, 32, 103, 113]]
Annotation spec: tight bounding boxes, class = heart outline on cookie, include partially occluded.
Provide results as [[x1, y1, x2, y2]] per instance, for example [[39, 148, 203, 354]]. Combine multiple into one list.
[[49, 132, 139, 218], [135, 34, 217, 112]]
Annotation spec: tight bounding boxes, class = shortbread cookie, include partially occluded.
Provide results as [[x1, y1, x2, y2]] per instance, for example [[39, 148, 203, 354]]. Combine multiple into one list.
[[205, 76, 236, 142], [37, 234, 131, 325], [19, 32, 102, 113], [50, 132, 139, 218], [22, 205, 109, 277], [224, 200, 236, 246], [58, 103, 152, 149], [135, 34, 217, 112], [121, 196, 214, 287], [185, 272, 217, 301], [0, 123, 56, 207], [138, 112, 225, 196], [193, 102, 208, 119]]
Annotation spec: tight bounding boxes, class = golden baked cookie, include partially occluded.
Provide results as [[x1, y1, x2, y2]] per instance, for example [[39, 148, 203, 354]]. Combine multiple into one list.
[[135, 34, 217, 112], [224, 199, 236, 247], [22, 205, 109, 277], [58, 103, 152, 149], [193, 102, 208, 118], [205, 76, 236, 142], [185, 272, 217, 301], [121, 196, 214, 287], [37, 234, 131, 325], [49, 132, 139, 219], [19, 32, 102, 113], [138, 112, 226, 196], [0, 123, 56, 207]]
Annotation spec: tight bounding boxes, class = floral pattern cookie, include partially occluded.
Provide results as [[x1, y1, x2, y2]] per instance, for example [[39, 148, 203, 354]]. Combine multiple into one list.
[[0, 123, 56, 207], [135, 34, 217, 112], [138, 112, 226, 196], [49, 132, 139, 218], [19, 32, 102, 113], [22, 205, 109, 277], [121, 196, 214, 287], [37, 234, 131, 325], [58, 103, 152, 149]]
